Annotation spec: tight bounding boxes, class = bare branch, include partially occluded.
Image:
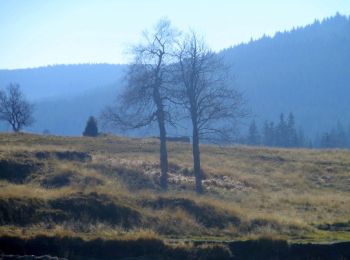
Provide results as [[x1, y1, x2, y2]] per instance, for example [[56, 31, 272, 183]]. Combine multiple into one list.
[[101, 18, 180, 190], [173, 31, 247, 193]]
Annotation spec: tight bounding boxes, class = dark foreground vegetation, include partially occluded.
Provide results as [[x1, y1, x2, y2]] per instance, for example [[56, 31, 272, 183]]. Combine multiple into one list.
[[1, 236, 350, 260]]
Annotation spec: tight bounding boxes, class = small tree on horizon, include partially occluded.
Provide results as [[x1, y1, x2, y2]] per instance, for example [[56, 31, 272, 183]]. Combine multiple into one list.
[[0, 83, 34, 132], [286, 113, 298, 147], [83, 116, 98, 137], [247, 120, 260, 145]]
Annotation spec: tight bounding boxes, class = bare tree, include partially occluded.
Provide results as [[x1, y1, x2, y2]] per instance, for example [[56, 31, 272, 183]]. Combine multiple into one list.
[[102, 19, 179, 190], [175, 33, 246, 193], [0, 83, 34, 132]]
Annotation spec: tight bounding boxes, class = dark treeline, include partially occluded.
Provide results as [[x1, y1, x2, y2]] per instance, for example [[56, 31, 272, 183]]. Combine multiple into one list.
[[316, 122, 350, 149], [241, 113, 350, 149]]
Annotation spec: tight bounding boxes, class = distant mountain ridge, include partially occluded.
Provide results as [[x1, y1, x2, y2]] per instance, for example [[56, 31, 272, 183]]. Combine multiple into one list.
[[0, 64, 126, 100], [0, 14, 349, 136]]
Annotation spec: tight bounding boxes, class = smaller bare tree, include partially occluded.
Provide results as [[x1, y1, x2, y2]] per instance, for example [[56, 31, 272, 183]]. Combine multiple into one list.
[[175, 32, 246, 193], [0, 83, 34, 132]]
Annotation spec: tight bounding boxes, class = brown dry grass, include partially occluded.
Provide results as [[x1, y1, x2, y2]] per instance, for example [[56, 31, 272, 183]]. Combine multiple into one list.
[[0, 132, 349, 242]]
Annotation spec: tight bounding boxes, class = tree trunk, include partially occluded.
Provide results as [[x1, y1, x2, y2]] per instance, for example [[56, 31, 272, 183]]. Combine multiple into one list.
[[153, 84, 168, 190], [158, 115, 168, 190], [192, 123, 202, 193], [12, 123, 19, 133]]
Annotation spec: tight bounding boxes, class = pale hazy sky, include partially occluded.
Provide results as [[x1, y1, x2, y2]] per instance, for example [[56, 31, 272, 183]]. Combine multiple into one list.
[[1, 0, 349, 69]]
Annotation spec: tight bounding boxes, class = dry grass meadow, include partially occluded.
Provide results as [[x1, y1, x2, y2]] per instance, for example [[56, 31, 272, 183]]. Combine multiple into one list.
[[0, 132, 350, 244]]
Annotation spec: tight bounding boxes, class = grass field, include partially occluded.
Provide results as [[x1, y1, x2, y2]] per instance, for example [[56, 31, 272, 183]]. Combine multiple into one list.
[[0, 132, 350, 247]]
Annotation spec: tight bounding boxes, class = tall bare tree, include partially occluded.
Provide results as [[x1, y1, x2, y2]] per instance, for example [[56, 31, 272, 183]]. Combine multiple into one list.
[[175, 33, 246, 193], [102, 19, 179, 190], [0, 83, 34, 132]]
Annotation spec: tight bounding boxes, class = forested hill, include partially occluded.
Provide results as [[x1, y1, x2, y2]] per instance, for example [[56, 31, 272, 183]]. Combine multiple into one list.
[[220, 13, 350, 134], [0, 14, 349, 136]]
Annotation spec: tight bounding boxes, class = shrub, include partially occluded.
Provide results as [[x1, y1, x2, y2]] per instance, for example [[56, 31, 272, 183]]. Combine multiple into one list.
[[83, 116, 98, 137]]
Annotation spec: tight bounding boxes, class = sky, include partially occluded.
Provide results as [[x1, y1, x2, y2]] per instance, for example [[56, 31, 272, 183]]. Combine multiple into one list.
[[0, 0, 350, 69]]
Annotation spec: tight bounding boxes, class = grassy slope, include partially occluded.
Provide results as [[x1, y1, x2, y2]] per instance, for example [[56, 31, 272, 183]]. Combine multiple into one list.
[[0, 133, 349, 244]]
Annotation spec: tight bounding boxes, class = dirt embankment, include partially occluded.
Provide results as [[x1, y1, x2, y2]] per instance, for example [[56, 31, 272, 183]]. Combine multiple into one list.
[[0, 236, 349, 260]]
